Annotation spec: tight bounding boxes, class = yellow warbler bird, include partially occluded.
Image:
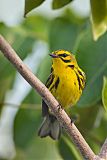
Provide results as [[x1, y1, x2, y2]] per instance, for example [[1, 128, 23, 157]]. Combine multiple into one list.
[[38, 50, 86, 140]]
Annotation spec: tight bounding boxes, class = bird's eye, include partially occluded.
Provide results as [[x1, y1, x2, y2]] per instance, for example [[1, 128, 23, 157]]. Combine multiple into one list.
[[63, 53, 68, 57], [59, 53, 68, 57]]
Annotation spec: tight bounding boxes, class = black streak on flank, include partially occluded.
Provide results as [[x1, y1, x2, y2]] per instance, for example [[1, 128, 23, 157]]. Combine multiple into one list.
[[78, 70, 83, 76], [68, 65, 83, 90], [51, 67, 53, 73], [61, 58, 71, 63], [67, 65, 74, 69], [74, 82, 76, 86], [50, 84, 55, 91], [46, 74, 54, 88], [76, 72, 81, 90], [55, 77, 60, 89], [78, 70, 86, 87]]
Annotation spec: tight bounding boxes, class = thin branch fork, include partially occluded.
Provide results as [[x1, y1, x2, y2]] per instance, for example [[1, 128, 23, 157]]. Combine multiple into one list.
[[0, 34, 106, 160], [99, 138, 107, 159]]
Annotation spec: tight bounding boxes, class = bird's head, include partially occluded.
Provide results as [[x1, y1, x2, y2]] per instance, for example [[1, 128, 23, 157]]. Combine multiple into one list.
[[49, 50, 77, 68]]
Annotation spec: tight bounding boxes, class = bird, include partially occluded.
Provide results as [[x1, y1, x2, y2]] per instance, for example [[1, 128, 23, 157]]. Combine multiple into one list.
[[38, 49, 86, 140]]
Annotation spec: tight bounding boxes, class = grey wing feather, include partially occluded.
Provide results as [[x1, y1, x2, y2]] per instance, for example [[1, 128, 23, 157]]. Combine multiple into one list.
[[42, 100, 49, 117], [42, 67, 54, 117]]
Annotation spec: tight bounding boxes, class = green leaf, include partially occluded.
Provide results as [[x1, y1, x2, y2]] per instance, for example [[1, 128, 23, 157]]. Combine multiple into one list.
[[49, 17, 81, 51], [102, 76, 107, 112], [25, 0, 45, 16], [90, 0, 107, 40], [22, 15, 49, 41], [58, 136, 82, 160], [72, 104, 100, 134], [77, 28, 107, 107], [14, 108, 41, 148], [15, 137, 62, 160], [14, 107, 62, 159], [90, 109, 107, 148], [0, 78, 12, 103], [52, 0, 73, 9], [0, 22, 36, 82]]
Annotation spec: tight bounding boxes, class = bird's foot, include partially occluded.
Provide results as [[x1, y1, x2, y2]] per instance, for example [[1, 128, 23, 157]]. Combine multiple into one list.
[[57, 104, 62, 112]]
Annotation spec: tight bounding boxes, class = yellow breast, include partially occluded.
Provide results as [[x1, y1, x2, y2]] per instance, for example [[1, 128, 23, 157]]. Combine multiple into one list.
[[51, 66, 82, 109]]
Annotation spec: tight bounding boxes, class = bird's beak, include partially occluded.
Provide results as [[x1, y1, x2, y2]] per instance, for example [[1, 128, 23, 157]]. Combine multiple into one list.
[[49, 53, 59, 58]]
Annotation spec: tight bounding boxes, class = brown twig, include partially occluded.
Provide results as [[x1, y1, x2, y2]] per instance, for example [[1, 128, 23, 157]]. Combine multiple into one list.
[[99, 138, 107, 159], [0, 34, 102, 160]]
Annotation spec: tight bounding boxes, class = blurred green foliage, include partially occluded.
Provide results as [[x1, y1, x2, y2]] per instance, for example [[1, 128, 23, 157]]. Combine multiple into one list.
[[52, 0, 73, 9], [25, 0, 73, 16], [0, 5, 107, 160], [25, 0, 45, 16], [102, 77, 107, 112], [90, 0, 107, 40], [25, 0, 107, 40]]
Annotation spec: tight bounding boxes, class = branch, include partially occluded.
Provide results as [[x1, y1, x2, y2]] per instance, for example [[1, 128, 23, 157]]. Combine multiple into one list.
[[99, 138, 107, 159], [0, 34, 98, 159]]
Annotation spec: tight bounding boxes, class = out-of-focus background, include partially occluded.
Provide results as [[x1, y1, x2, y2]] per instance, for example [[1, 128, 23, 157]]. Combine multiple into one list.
[[0, 0, 107, 159]]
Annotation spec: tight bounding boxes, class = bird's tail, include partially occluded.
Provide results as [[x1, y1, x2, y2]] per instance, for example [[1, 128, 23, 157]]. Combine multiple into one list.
[[38, 114, 61, 140]]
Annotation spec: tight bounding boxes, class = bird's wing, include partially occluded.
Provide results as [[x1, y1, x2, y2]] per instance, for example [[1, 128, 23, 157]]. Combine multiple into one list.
[[42, 99, 49, 117], [42, 67, 54, 117]]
